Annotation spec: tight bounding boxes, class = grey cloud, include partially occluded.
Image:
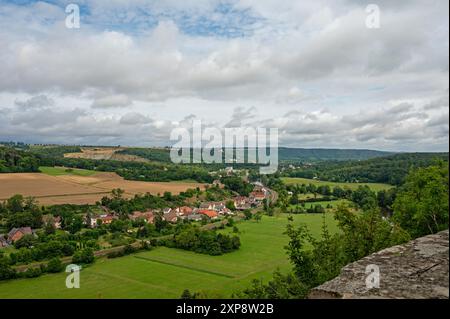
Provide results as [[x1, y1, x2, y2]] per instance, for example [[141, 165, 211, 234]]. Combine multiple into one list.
[[120, 112, 153, 125], [10, 108, 87, 129], [424, 94, 449, 110], [225, 106, 257, 127], [14, 95, 55, 110], [91, 95, 133, 109]]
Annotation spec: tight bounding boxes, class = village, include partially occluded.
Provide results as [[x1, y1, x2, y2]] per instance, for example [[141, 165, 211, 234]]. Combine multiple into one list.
[[0, 184, 271, 248]]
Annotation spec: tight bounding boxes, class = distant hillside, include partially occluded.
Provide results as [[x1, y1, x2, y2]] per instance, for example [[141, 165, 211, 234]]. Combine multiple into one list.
[[279, 147, 392, 162], [120, 147, 392, 163], [284, 152, 449, 185]]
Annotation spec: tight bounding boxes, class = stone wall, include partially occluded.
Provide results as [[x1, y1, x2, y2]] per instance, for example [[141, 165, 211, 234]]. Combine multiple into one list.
[[309, 230, 449, 299]]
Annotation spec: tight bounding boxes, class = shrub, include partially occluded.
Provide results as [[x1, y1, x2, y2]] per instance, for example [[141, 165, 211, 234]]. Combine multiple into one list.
[[47, 257, 64, 273], [72, 248, 95, 265], [22, 267, 42, 278]]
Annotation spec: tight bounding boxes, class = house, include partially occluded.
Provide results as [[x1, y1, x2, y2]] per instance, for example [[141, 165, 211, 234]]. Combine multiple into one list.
[[130, 211, 154, 224], [250, 191, 266, 201], [98, 214, 117, 225], [175, 206, 193, 216], [0, 235, 9, 248], [87, 214, 118, 228], [54, 216, 62, 229], [199, 202, 215, 210], [7, 227, 33, 243], [198, 210, 219, 220], [163, 210, 178, 223], [42, 215, 62, 229], [233, 196, 251, 210], [163, 208, 172, 214], [218, 207, 234, 216], [200, 202, 227, 213]]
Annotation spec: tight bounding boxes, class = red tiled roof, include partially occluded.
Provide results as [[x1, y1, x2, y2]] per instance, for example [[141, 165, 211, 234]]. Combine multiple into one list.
[[198, 210, 218, 218]]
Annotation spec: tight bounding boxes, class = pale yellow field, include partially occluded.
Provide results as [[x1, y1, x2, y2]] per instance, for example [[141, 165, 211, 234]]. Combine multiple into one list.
[[64, 147, 148, 162], [0, 172, 204, 205]]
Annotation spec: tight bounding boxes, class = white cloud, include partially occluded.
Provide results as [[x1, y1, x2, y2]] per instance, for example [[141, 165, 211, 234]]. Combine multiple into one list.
[[0, 0, 448, 151]]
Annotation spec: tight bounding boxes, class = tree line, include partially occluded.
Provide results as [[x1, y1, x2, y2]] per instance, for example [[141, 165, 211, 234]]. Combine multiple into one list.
[[283, 153, 448, 185]]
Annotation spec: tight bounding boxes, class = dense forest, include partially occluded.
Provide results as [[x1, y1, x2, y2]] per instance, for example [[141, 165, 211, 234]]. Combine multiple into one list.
[[121, 147, 391, 163], [0, 147, 40, 173], [278, 147, 392, 162], [283, 153, 449, 185]]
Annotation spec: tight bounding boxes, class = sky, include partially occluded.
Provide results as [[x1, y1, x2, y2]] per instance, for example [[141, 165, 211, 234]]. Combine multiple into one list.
[[0, 0, 448, 151]]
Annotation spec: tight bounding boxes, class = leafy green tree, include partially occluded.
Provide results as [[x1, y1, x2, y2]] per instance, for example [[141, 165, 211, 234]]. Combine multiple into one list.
[[235, 271, 308, 299], [0, 257, 16, 281], [14, 234, 37, 249], [351, 186, 377, 209], [66, 215, 83, 234], [221, 177, 253, 196], [243, 209, 252, 220], [225, 200, 235, 211], [6, 194, 24, 213], [393, 163, 449, 238], [111, 188, 124, 200]]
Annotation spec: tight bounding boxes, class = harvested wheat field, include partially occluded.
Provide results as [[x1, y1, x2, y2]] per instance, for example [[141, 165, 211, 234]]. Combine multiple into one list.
[[0, 172, 205, 205], [64, 147, 148, 162]]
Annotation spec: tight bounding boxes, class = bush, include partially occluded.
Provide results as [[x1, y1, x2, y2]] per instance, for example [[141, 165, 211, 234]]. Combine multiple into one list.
[[72, 248, 95, 265], [47, 257, 64, 273], [107, 250, 125, 259], [0, 258, 16, 281], [22, 267, 42, 278]]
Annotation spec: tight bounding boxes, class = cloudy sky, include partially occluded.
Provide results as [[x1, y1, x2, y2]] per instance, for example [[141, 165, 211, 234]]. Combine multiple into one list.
[[0, 0, 448, 151]]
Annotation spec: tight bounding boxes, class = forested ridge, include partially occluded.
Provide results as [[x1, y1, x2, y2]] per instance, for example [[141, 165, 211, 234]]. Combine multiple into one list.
[[283, 152, 449, 185], [1, 144, 448, 186]]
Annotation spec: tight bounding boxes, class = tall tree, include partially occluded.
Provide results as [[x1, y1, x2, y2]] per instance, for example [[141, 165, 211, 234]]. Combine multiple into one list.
[[393, 162, 449, 238]]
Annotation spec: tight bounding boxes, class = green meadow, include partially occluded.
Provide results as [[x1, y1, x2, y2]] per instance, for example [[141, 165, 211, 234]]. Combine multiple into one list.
[[39, 166, 97, 177], [0, 214, 338, 299], [281, 177, 393, 192], [301, 199, 351, 209]]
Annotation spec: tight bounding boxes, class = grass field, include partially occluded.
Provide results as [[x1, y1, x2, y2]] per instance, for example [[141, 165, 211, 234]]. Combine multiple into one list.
[[301, 199, 351, 209], [0, 213, 338, 299], [281, 177, 393, 192], [39, 166, 97, 177]]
